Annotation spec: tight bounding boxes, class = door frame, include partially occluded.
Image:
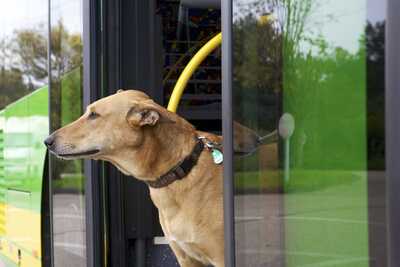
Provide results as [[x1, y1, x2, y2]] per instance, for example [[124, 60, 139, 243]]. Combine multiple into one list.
[[221, 0, 235, 266], [83, 0, 105, 266], [386, 1, 400, 266]]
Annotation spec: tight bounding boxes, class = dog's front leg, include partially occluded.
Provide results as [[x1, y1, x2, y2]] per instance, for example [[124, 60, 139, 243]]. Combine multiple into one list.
[[169, 241, 206, 267]]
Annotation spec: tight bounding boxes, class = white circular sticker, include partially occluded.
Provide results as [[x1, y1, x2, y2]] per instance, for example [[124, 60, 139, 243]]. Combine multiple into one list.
[[279, 113, 295, 139]]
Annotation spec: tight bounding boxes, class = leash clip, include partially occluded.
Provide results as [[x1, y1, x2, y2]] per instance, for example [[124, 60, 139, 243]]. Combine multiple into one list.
[[197, 136, 222, 150], [197, 136, 223, 164]]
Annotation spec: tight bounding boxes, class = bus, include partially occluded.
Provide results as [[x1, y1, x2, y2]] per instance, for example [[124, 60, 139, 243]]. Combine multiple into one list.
[[0, 0, 397, 266]]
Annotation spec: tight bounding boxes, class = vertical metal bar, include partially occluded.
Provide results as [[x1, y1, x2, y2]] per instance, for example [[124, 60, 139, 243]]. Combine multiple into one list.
[[101, 0, 130, 266], [284, 140, 290, 184], [135, 238, 146, 267], [222, 0, 235, 266], [83, 0, 103, 266], [46, 1, 55, 266], [386, 0, 400, 266]]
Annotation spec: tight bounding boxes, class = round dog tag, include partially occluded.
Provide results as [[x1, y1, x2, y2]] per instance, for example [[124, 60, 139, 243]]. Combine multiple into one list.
[[212, 149, 223, 164]]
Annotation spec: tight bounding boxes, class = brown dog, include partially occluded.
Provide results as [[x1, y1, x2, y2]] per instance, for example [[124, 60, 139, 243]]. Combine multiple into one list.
[[45, 90, 225, 267], [44, 89, 265, 266]]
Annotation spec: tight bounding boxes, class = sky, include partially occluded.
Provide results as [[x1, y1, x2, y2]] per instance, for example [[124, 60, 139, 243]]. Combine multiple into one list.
[[0, 0, 387, 53], [233, 0, 387, 53], [0, 0, 82, 39]]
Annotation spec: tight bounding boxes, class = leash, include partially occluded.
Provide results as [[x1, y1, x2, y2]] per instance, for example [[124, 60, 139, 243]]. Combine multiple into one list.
[[258, 129, 278, 144]]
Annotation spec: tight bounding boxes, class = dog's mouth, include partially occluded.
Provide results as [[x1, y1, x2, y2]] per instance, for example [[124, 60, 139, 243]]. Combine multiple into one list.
[[56, 149, 100, 159]]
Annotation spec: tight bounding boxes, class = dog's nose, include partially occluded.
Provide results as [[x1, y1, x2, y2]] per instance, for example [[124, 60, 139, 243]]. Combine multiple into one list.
[[44, 135, 55, 148]]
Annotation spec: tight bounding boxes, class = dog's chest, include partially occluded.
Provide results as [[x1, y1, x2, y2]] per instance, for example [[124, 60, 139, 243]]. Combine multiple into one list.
[[159, 210, 210, 264], [170, 237, 209, 264], [164, 225, 209, 264]]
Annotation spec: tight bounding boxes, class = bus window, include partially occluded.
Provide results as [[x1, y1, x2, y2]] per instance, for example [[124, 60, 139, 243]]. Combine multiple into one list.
[[0, 0, 49, 266], [232, 0, 387, 266], [49, 0, 86, 266]]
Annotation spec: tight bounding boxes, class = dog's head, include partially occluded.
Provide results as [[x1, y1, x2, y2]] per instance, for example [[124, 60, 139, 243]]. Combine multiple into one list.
[[233, 121, 261, 156], [44, 89, 178, 163]]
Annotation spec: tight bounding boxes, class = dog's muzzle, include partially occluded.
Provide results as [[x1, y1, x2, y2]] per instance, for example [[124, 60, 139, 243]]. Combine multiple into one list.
[[44, 134, 56, 149]]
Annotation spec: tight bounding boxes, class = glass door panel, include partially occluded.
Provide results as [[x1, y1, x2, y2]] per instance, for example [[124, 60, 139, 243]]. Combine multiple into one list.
[[232, 0, 386, 266], [49, 0, 86, 266]]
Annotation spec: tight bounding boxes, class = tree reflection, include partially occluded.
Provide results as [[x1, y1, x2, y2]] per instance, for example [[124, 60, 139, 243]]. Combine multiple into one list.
[[0, 36, 32, 109], [233, 0, 317, 133], [0, 20, 82, 110], [233, 0, 384, 170]]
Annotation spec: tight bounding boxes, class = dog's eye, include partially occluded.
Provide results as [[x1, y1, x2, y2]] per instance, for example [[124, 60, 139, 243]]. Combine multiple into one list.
[[88, 111, 100, 120]]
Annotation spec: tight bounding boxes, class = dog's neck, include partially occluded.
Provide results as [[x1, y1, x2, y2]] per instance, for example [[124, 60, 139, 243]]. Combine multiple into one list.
[[105, 121, 197, 181]]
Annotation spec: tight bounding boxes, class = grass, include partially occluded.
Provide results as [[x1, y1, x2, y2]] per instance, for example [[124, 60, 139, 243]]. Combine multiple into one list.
[[235, 169, 364, 193], [53, 174, 85, 192]]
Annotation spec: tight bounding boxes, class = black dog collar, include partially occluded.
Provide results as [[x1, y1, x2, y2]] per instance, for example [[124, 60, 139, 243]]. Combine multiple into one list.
[[145, 138, 204, 189]]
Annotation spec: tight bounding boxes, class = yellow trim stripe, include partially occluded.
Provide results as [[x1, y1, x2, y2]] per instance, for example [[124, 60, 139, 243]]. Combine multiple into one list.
[[0, 204, 41, 267]]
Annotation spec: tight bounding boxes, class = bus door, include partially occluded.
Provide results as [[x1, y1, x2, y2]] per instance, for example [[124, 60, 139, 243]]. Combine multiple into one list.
[[100, 0, 221, 266], [231, 0, 388, 266]]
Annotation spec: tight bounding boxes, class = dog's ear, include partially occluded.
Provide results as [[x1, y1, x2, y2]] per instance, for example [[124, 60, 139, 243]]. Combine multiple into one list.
[[126, 100, 174, 127], [116, 89, 124, 94]]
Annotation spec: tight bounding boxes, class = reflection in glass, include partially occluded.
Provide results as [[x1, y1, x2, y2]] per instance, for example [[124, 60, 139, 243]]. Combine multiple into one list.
[[233, 0, 386, 266], [0, 0, 48, 109], [0, 1, 48, 266], [50, 0, 86, 266]]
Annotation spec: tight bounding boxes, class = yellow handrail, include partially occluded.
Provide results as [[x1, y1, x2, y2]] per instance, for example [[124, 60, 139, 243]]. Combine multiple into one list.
[[167, 32, 222, 112]]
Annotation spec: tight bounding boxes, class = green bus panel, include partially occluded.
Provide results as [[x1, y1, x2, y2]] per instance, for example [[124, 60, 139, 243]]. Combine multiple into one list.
[[0, 87, 48, 267], [4, 88, 49, 211], [0, 65, 83, 267]]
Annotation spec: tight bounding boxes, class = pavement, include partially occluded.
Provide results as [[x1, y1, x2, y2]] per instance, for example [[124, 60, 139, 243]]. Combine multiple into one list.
[[53, 193, 86, 267], [49, 171, 387, 267]]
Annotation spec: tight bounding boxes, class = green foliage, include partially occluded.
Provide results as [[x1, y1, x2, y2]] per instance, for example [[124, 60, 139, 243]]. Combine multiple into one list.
[[0, 20, 82, 111], [284, 38, 367, 170], [0, 68, 30, 110], [12, 27, 48, 84], [235, 169, 362, 193], [232, 0, 384, 170]]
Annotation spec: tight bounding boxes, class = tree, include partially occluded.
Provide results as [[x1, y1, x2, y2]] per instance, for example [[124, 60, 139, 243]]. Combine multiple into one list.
[[0, 20, 83, 110], [11, 25, 48, 89], [0, 68, 30, 110]]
